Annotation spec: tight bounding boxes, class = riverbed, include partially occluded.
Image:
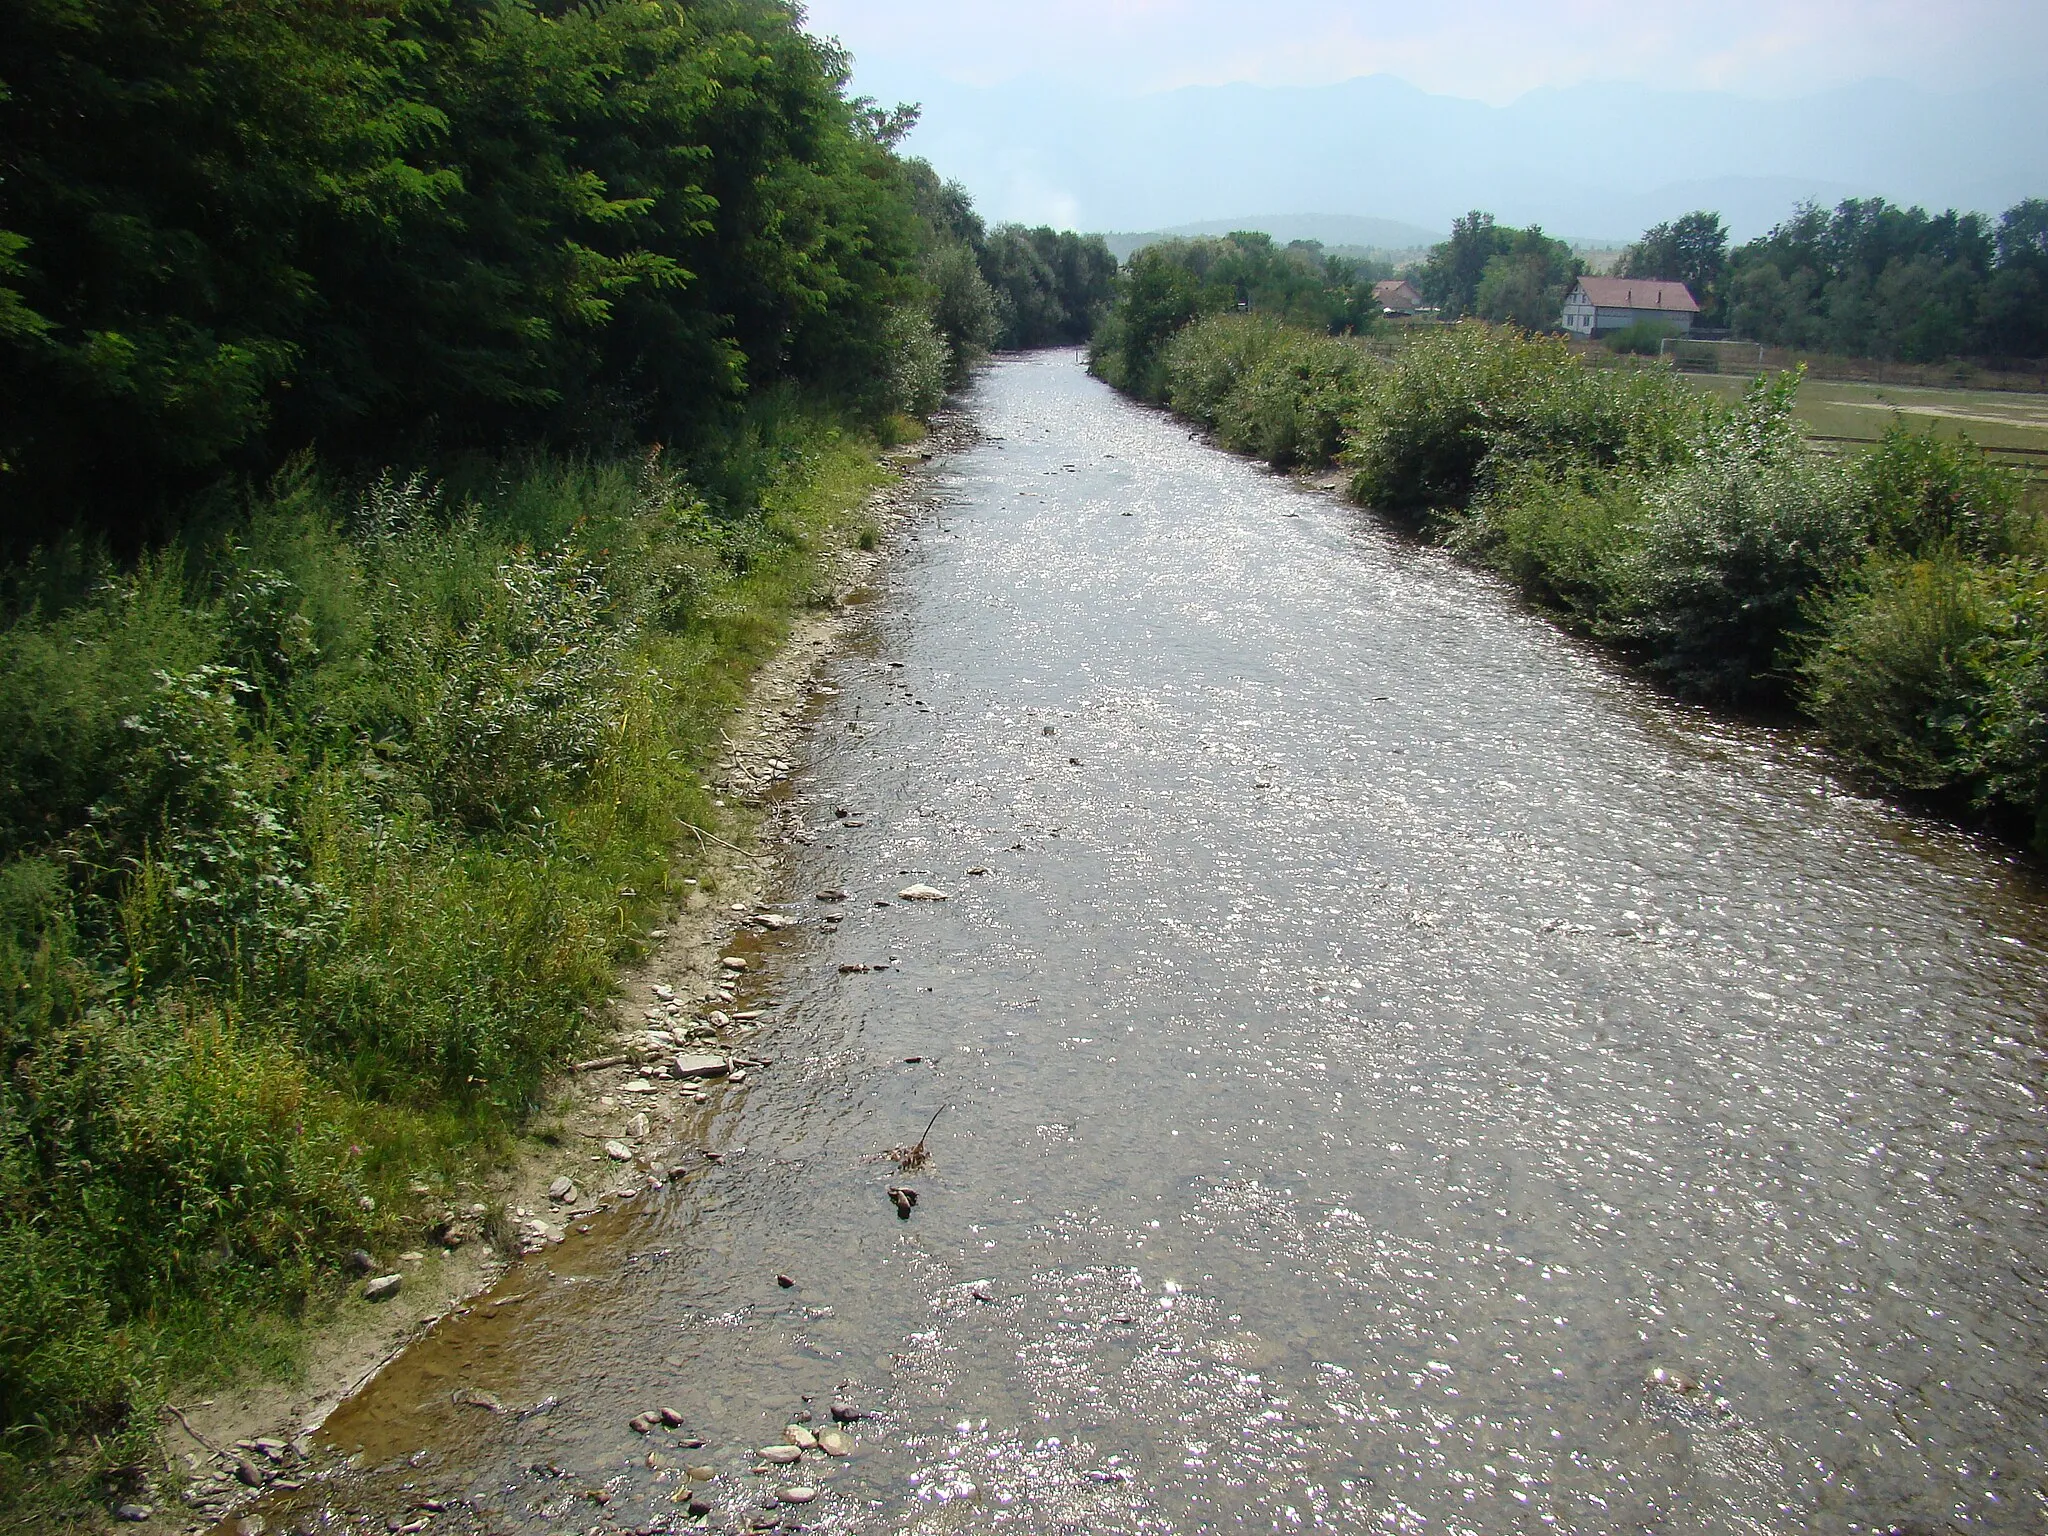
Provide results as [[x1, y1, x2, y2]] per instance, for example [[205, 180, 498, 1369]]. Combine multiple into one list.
[[260, 350, 2048, 1536]]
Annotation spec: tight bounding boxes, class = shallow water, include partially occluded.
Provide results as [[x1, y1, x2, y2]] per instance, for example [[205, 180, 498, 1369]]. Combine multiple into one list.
[[268, 352, 2048, 1536]]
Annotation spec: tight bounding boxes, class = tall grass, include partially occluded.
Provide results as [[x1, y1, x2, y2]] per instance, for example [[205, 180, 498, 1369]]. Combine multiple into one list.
[[0, 402, 892, 1513]]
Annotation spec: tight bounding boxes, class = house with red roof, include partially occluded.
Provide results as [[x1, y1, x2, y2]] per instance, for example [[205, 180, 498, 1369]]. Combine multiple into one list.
[[1560, 276, 1699, 337], [1373, 278, 1425, 315]]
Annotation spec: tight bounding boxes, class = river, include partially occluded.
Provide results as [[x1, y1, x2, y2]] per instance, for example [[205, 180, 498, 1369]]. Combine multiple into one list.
[[261, 350, 2048, 1536]]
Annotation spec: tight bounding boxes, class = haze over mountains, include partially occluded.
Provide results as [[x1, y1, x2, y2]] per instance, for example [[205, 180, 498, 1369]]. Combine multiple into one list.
[[876, 72, 2048, 245]]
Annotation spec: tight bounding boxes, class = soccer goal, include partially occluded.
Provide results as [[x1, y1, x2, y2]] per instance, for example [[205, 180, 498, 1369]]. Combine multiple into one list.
[[1658, 336, 1768, 374]]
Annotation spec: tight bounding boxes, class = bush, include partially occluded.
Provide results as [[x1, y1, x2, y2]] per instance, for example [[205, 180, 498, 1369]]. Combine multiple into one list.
[[1799, 552, 2005, 790], [886, 309, 950, 418], [1343, 322, 1697, 519], [1852, 424, 2030, 558], [1162, 315, 1292, 431], [1449, 466, 1647, 627], [1618, 449, 1866, 702], [1970, 569, 2048, 847], [1216, 330, 1372, 469]]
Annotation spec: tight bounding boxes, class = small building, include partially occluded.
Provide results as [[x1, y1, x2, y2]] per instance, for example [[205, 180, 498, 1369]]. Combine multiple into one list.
[[1560, 276, 1698, 337], [1374, 278, 1424, 315]]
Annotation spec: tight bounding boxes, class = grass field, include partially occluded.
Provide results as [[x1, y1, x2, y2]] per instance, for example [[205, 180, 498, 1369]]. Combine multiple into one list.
[[1684, 372, 2048, 464]]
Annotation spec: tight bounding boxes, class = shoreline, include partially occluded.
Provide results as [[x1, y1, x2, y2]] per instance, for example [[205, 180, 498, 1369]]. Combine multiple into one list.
[[150, 412, 971, 1534]]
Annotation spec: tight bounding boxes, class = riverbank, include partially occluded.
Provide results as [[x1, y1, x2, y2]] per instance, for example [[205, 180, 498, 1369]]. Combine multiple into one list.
[[143, 424, 961, 1535], [1090, 297, 2048, 853], [0, 405, 961, 1530]]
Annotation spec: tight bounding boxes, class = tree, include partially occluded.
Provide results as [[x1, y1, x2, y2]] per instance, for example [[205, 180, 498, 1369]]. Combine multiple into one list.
[[1619, 211, 1728, 320], [1415, 210, 1509, 319]]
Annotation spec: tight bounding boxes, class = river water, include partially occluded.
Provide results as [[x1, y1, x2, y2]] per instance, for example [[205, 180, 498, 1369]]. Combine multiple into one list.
[[271, 352, 2048, 1536]]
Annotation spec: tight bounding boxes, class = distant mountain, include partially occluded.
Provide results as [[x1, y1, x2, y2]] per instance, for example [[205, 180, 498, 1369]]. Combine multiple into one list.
[[1103, 215, 1444, 262], [874, 72, 2048, 242]]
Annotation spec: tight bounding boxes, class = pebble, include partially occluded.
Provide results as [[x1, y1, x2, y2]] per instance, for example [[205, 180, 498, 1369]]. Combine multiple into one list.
[[776, 1487, 818, 1504], [673, 1053, 731, 1078], [605, 1140, 633, 1161], [897, 884, 948, 902], [816, 1430, 850, 1457], [235, 1456, 268, 1486], [814, 889, 849, 902], [619, 1079, 656, 1094], [722, 956, 749, 972], [784, 1425, 816, 1449], [363, 1274, 403, 1302], [626, 1112, 650, 1139], [758, 1445, 801, 1464], [688, 1466, 717, 1482], [114, 1504, 153, 1522]]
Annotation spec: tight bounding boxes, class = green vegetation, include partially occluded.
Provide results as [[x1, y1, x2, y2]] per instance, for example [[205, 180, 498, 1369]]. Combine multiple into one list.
[[1091, 294, 2048, 848], [1413, 211, 1583, 327], [1090, 232, 1381, 398], [0, 0, 1115, 1515], [1613, 199, 2048, 363]]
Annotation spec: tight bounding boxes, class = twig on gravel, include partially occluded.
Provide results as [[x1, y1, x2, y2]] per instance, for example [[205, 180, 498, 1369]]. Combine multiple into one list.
[[161, 1402, 223, 1457], [675, 817, 761, 864]]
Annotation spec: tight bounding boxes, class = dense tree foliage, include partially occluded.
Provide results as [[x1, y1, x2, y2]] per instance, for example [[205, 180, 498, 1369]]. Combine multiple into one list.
[[1615, 198, 2048, 362], [1414, 211, 1583, 325], [1090, 232, 1378, 396], [980, 224, 1119, 348], [0, 0, 1105, 547]]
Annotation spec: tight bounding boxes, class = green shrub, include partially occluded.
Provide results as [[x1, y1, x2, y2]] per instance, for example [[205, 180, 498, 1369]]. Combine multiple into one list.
[[1619, 449, 1866, 702], [1449, 466, 1647, 627], [1343, 321, 1697, 519], [1799, 552, 2004, 790], [1216, 330, 1371, 469], [1969, 568, 2048, 847], [1162, 315, 1291, 431], [1852, 424, 2029, 558], [886, 308, 951, 419]]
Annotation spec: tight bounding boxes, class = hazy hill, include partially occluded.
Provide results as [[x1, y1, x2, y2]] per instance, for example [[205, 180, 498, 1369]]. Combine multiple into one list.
[[875, 72, 2048, 240]]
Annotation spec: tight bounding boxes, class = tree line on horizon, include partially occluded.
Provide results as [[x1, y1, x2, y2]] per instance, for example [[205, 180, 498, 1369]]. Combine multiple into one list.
[[1408, 198, 2048, 364]]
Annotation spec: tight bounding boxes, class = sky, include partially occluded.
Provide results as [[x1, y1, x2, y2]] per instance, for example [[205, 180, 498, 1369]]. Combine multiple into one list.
[[803, 0, 2045, 105]]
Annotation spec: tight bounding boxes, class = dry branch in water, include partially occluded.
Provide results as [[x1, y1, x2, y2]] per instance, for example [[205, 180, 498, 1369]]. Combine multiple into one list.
[[882, 1104, 948, 1171]]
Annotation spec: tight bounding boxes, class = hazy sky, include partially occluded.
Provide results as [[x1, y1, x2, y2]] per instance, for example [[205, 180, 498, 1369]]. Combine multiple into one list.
[[805, 0, 2044, 104]]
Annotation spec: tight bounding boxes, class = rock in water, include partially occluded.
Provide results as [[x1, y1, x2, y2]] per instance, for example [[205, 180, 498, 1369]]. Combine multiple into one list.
[[363, 1274, 403, 1302], [830, 1400, 865, 1423], [758, 1445, 802, 1464], [897, 884, 948, 902], [777, 1486, 818, 1504]]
